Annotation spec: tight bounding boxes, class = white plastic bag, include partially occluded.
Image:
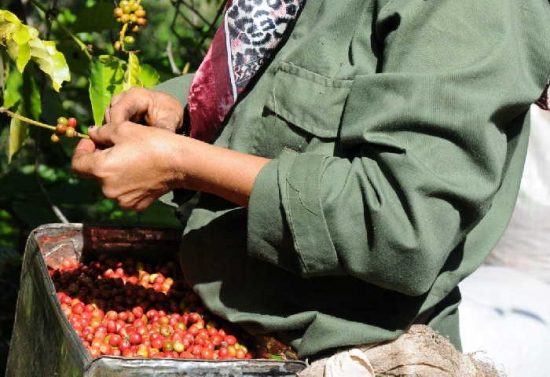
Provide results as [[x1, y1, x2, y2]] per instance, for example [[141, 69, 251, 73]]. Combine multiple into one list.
[[460, 266, 550, 377], [485, 89, 550, 283]]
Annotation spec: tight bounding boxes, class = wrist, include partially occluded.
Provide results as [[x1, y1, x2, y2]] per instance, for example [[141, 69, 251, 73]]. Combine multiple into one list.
[[162, 134, 195, 191], [170, 136, 270, 206]]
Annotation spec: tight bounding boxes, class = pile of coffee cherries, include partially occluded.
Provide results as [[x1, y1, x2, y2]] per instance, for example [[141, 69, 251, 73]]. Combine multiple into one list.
[[50, 116, 78, 143], [50, 256, 254, 360]]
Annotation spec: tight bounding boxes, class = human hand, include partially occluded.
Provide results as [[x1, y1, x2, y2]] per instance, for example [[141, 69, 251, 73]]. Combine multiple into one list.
[[73, 119, 270, 209], [71, 122, 186, 211], [105, 87, 184, 132]]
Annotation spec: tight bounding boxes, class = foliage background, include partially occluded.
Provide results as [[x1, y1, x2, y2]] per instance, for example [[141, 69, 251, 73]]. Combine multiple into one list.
[[0, 0, 224, 372]]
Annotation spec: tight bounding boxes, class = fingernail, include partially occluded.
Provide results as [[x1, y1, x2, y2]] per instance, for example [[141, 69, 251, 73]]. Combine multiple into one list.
[[88, 125, 96, 131]]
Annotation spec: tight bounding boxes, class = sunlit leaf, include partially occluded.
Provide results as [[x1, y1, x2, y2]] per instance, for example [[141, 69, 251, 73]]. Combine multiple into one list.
[[0, 10, 70, 90], [139, 63, 160, 88], [6, 39, 30, 73], [89, 55, 125, 125], [2, 13, 32, 73], [28, 39, 70, 91], [123, 52, 141, 91], [0, 10, 23, 25], [11, 25, 33, 45]]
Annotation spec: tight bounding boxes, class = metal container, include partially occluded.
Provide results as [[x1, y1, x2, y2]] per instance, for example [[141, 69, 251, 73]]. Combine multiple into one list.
[[6, 223, 306, 377]]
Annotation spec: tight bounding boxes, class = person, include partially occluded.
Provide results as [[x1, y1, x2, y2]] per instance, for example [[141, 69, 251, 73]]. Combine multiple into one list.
[[72, 0, 550, 373]]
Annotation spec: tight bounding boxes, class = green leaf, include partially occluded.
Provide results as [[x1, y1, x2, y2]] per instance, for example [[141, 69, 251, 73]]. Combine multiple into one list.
[[0, 10, 70, 91], [0, 11, 21, 40], [5, 71, 41, 162], [9, 40, 31, 72], [22, 72, 41, 120], [139, 64, 160, 88], [89, 55, 125, 125], [123, 52, 141, 91], [28, 39, 70, 91], [3, 16, 32, 73], [0, 10, 23, 25], [11, 25, 33, 45], [8, 105, 29, 163], [3, 68, 23, 109]]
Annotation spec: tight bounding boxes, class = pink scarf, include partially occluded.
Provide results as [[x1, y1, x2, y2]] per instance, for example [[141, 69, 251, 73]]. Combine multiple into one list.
[[187, 0, 304, 142]]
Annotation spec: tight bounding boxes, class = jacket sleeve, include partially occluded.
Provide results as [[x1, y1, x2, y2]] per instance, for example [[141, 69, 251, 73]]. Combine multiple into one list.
[[154, 73, 194, 108], [247, 0, 550, 296]]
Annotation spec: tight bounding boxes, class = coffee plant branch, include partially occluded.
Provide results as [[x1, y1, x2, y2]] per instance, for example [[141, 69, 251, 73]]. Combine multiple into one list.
[[0, 107, 89, 139]]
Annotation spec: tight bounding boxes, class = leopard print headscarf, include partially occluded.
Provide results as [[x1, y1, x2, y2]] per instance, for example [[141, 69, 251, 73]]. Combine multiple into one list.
[[187, 0, 305, 142]]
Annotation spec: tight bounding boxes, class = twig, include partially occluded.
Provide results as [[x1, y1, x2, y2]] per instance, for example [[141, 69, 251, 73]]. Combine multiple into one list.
[[170, 0, 204, 33], [182, 62, 190, 75], [0, 107, 89, 139], [118, 22, 129, 52], [166, 41, 181, 75], [34, 155, 70, 224], [179, 0, 210, 25], [29, 0, 93, 60], [44, 0, 58, 39], [0, 52, 5, 93], [197, 0, 228, 49]]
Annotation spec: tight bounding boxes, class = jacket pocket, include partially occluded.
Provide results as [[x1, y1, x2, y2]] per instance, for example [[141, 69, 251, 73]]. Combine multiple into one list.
[[255, 62, 352, 156]]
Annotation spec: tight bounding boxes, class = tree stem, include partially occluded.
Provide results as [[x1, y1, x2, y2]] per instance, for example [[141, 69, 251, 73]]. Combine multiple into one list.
[[0, 107, 89, 139]]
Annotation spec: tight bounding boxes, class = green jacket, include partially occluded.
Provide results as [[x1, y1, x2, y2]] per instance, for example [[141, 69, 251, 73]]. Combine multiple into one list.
[[157, 0, 550, 358]]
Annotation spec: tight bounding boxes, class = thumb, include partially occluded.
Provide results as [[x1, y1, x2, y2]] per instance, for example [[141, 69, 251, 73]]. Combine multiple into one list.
[[72, 138, 98, 177], [74, 138, 96, 155], [88, 125, 118, 147]]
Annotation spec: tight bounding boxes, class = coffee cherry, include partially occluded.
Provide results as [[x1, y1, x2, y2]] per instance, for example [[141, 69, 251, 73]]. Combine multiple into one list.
[[136, 17, 147, 26], [109, 334, 122, 347], [65, 128, 77, 138], [67, 117, 77, 128], [114, 41, 122, 51], [57, 116, 68, 126], [51, 134, 60, 143], [225, 335, 237, 346], [114, 7, 123, 17], [129, 332, 142, 345], [173, 341, 184, 353], [55, 124, 67, 135], [135, 9, 146, 18], [124, 36, 135, 45]]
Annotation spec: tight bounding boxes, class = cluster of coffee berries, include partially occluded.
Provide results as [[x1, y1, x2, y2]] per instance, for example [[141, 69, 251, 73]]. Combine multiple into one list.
[[51, 116, 78, 143], [50, 256, 255, 360], [114, 0, 147, 32]]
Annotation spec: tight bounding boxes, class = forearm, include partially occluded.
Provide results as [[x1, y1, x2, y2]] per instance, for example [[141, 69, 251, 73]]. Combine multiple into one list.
[[173, 136, 270, 207]]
